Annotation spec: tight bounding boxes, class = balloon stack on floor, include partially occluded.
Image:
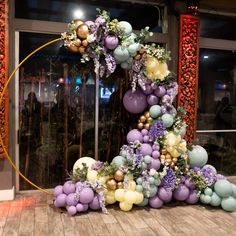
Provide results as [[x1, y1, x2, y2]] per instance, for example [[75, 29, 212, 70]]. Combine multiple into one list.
[[54, 10, 236, 215]]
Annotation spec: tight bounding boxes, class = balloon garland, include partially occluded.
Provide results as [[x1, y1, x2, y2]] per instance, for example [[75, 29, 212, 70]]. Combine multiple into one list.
[[52, 9, 236, 215]]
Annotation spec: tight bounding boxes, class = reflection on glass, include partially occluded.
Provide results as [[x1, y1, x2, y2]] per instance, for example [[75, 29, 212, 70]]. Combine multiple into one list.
[[197, 48, 236, 130], [197, 132, 236, 175], [19, 32, 95, 190]]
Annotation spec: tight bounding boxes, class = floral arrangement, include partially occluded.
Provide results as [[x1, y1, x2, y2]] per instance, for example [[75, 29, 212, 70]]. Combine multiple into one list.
[[54, 9, 236, 215]]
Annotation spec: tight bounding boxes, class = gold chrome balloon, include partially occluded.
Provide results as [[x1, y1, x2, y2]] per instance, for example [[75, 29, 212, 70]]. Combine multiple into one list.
[[74, 19, 84, 29], [77, 23, 89, 39], [106, 179, 117, 190], [114, 170, 125, 182]]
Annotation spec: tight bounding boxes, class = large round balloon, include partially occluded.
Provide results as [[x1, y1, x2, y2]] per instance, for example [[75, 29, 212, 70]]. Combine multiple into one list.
[[123, 89, 147, 114], [214, 180, 232, 198], [73, 157, 96, 173], [188, 145, 208, 168]]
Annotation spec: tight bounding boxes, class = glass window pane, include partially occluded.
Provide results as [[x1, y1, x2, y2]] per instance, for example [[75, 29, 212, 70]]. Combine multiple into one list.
[[200, 13, 236, 40], [19, 32, 95, 190], [15, 0, 164, 32], [197, 132, 236, 175], [197, 48, 236, 130]]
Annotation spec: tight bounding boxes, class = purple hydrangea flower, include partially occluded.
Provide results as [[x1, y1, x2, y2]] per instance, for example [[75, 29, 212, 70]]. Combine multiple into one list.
[[149, 120, 166, 140], [92, 161, 104, 171], [160, 168, 176, 190]]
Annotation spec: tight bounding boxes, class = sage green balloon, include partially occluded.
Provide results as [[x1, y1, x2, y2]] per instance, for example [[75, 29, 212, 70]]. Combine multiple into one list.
[[200, 194, 207, 204], [204, 187, 213, 196], [149, 186, 158, 197], [188, 145, 208, 168], [149, 105, 162, 118], [210, 192, 221, 207], [214, 180, 232, 198], [137, 197, 149, 207], [112, 155, 125, 168], [144, 155, 152, 164], [161, 114, 174, 128], [221, 196, 236, 212], [136, 185, 143, 192], [204, 195, 212, 204], [231, 184, 236, 198]]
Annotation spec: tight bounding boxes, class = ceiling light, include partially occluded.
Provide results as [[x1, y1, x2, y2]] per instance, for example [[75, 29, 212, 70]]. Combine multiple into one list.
[[73, 9, 84, 19]]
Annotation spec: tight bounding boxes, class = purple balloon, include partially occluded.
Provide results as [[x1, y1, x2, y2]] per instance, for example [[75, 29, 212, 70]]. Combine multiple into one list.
[[158, 187, 173, 203], [123, 89, 147, 114], [66, 193, 79, 206], [173, 185, 190, 201], [142, 84, 153, 95], [151, 83, 157, 90], [83, 204, 89, 212], [67, 206, 77, 216], [148, 159, 161, 170], [75, 182, 83, 189], [147, 94, 159, 106], [184, 179, 196, 190], [143, 135, 150, 143], [149, 196, 163, 208], [76, 203, 84, 212], [185, 190, 199, 204], [54, 185, 63, 197], [140, 143, 152, 156], [152, 150, 160, 159], [105, 35, 119, 50], [55, 193, 67, 207], [141, 129, 149, 136], [154, 86, 166, 97], [79, 187, 94, 204], [89, 195, 101, 210], [127, 129, 143, 143], [152, 144, 160, 151], [63, 181, 76, 195]]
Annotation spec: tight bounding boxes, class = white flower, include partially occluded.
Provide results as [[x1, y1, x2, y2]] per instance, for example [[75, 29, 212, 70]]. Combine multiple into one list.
[[149, 169, 156, 176]]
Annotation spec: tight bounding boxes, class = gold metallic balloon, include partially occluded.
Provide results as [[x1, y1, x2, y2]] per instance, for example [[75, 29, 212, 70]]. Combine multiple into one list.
[[166, 153, 171, 159], [74, 19, 84, 29], [147, 117, 153, 123], [117, 182, 124, 189], [106, 179, 117, 190], [114, 170, 125, 182], [144, 112, 150, 118], [140, 116, 146, 123], [172, 157, 178, 163], [161, 149, 167, 155], [139, 48, 146, 54], [170, 162, 175, 168], [82, 39, 88, 47], [137, 122, 144, 129], [144, 123, 150, 130], [68, 44, 80, 53], [74, 39, 81, 47], [134, 54, 141, 60], [77, 23, 89, 39], [78, 46, 86, 54]]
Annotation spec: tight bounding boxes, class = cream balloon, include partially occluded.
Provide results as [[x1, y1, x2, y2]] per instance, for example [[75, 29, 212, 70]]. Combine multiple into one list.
[[128, 181, 136, 191], [98, 176, 110, 185], [87, 170, 98, 182], [73, 157, 96, 174], [105, 190, 116, 204], [134, 191, 144, 205], [119, 201, 133, 211], [115, 189, 125, 202], [125, 190, 137, 204]]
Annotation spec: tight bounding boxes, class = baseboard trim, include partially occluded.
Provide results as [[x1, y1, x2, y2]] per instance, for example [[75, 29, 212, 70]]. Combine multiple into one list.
[[0, 186, 15, 201]]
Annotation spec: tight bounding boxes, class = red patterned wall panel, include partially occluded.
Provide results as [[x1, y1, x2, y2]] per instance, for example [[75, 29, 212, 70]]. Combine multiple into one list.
[[178, 14, 200, 144], [0, 0, 9, 158]]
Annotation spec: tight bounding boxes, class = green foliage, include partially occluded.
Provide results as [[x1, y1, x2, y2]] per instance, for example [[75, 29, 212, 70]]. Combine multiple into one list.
[[189, 169, 208, 192], [71, 163, 88, 182], [97, 162, 117, 177]]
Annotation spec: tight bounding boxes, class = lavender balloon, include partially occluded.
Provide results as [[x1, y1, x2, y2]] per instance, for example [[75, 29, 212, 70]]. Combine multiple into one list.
[[185, 190, 199, 204], [127, 129, 143, 143], [63, 181, 76, 195], [54, 185, 63, 197], [158, 187, 173, 203], [55, 193, 67, 207], [67, 206, 77, 216], [147, 94, 159, 106], [140, 143, 152, 156], [66, 193, 79, 206], [79, 187, 94, 204], [83, 204, 89, 212], [142, 84, 153, 95], [152, 150, 160, 159], [123, 89, 147, 114], [141, 129, 149, 136], [184, 179, 196, 190], [76, 203, 84, 212], [105, 35, 119, 50], [143, 135, 150, 143], [148, 159, 161, 170], [89, 195, 101, 210], [173, 185, 190, 201], [149, 196, 164, 208], [154, 86, 166, 97]]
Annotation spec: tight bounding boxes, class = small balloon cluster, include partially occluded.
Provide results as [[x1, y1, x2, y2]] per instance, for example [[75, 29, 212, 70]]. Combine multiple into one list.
[[53, 179, 107, 216]]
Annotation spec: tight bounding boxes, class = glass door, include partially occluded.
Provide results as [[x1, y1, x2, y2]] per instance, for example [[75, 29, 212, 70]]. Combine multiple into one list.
[[18, 32, 95, 190]]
